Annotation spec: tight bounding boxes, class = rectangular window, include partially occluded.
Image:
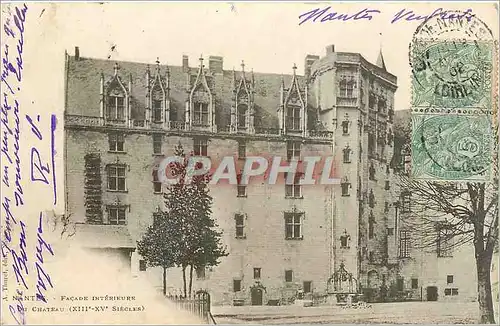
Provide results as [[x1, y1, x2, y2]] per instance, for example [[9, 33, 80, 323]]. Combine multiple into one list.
[[238, 141, 246, 159], [237, 185, 247, 197], [108, 133, 124, 152], [385, 180, 390, 190], [399, 230, 411, 258], [438, 227, 454, 257], [387, 227, 394, 236], [285, 212, 303, 239], [139, 260, 147, 271], [235, 214, 245, 238], [108, 206, 126, 225], [286, 106, 301, 130], [233, 279, 241, 292], [285, 270, 293, 282], [285, 172, 303, 198], [286, 141, 301, 161], [193, 103, 209, 126], [447, 275, 454, 284], [237, 104, 247, 128], [153, 168, 162, 194], [451, 288, 458, 296], [253, 268, 261, 279], [384, 201, 390, 213], [193, 138, 208, 156], [153, 99, 162, 122], [339, 79, 355, 97], [106, 95, 125, 121], [153, 134, 163, 154], [303, 281, 312, 293], [411, 278, 418, 289], [341, 182, 350, 196], [107, 165, 126, 191], [445, 288, 451, 296]]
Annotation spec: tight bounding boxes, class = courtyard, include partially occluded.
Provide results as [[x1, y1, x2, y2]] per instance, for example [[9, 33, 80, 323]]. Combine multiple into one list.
[[211, 301, 499, 324]]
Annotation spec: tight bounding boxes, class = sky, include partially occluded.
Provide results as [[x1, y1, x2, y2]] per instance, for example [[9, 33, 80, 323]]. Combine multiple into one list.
[[13, 1, 499, 112]]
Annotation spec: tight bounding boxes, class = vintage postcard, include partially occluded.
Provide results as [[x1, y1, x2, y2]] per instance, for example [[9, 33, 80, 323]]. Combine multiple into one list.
[[1, 1, 499, 325]]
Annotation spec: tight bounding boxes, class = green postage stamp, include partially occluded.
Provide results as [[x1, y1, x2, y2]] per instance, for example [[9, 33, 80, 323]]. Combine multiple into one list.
[[410, 39, 496, 182]]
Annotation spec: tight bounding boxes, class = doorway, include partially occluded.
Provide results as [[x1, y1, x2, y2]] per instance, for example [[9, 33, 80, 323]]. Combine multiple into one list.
[[251, 288, 263, 305], [426, 286, 438, 301]]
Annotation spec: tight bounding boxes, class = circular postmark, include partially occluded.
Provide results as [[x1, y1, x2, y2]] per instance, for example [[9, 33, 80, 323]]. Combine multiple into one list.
[[412, 114, 492, 180], [411, 39, 493, 108], [413, 10, 495, 41]]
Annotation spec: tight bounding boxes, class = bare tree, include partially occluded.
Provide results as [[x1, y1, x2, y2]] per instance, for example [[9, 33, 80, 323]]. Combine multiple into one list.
[[395, 127, 498, 323]]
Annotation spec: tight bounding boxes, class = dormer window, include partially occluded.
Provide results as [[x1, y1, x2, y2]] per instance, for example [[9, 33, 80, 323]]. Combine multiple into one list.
[[152, 99, 162, 122], [193, 102, 209, 126], [106, 95, 125, 122], [238, 104, 248, 129], [286, 106, 301, 131]]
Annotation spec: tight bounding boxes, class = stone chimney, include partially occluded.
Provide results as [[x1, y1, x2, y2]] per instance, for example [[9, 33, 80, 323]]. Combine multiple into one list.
[[208, 56, 223, 74], [326, 44, 335, 55], [304, 54, 320, 79], [75, 46, 80, 60], [182, 55, 189, 72]]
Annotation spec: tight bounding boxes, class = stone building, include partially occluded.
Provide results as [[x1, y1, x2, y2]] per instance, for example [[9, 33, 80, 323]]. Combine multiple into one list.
[[63, 44, 398, 305], [390, 110, 480, 303]]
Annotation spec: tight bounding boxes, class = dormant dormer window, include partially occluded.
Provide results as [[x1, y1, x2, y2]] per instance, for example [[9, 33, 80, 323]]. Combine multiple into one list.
[[286, 105, 301, 131], [107, 95, 125, 122], [193, 102, 209, 126], [237, 103, 248, 129], [103, 63, 129, 125], [152, 98, 162, 122]]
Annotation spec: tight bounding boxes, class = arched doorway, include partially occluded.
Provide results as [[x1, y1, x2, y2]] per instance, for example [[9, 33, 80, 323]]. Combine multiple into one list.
[[251, 287, 263, 305]]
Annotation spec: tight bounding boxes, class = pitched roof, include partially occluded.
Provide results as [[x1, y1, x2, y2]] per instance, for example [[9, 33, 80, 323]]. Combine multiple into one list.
[[376, 49, 387, 71], [73, 223, 135, 249], [65, 55, 314, 129]]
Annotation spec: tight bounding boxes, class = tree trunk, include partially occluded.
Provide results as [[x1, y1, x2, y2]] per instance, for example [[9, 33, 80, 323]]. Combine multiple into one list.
[[476, 252, 495, 323], [182, 266, 187, 298], [188, 265, 194, 298], [162, 266, 167, 295]]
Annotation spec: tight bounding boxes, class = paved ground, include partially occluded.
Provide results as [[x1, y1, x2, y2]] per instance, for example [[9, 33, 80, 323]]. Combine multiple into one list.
[[212, 302, 498, 324]]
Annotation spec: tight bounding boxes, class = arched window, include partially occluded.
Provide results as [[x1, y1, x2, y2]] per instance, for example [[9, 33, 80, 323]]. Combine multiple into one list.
[[237, 103, 248, 129]]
